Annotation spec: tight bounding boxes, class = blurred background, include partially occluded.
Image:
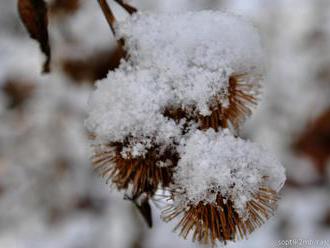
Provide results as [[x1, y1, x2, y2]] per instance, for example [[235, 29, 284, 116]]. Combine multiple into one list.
[[0, 0, 329, 247]]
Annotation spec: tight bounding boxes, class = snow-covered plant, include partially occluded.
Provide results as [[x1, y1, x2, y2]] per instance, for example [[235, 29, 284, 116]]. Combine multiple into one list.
[[85, 1, 286, 246], [162, 129, 285, 245]]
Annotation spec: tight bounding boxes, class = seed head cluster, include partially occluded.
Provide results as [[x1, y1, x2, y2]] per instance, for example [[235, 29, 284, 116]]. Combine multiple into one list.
[[86, 9, 286, 246]]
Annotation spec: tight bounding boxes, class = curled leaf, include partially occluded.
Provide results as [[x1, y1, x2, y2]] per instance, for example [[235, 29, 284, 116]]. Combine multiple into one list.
[[18, 0, 51, 73]]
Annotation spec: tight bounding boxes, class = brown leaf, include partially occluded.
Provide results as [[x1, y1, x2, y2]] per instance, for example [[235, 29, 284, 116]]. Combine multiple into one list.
[[18, 0, 51, 73], [2, 79, 36, 109], [294, 108, 330, 175], [49, 0, 80, 16], [324, 209, 330, 227], [62, 47, 125, 84]]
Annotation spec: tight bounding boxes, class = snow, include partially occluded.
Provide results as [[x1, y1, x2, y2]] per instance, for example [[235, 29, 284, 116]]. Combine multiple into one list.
[[0, 0, 328, 247], [86, 66, 181, 156], [117, 11, 264, 72], [85, 9, 286, 220], [117, 11, 264, 112], [86, 11, 264, 157], [172, 129, 286, 215]]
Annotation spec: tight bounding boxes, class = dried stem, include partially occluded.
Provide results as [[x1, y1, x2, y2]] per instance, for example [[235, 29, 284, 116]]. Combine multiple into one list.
[[97, 0, 117, 36], [97, 0, 137, 47], [114, 0, 137, 15]]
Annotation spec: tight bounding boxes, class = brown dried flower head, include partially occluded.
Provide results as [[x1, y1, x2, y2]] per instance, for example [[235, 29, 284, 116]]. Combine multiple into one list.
[[91, 138, 179, 198], [86, 2, 286, 243], [162, 186, 279, 246], [164, 74, 260, 131]]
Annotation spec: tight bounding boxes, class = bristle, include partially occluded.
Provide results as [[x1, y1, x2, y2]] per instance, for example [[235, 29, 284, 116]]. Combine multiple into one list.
[[91, 142, 179, 197], [162, 186, 278, 246], [163, 74, 260, 131]]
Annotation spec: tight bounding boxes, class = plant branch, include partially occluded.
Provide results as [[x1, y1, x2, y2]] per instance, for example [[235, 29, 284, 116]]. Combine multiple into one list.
[[113, 0, 137, 15], [97, 0, 125, 47], [97, 0, 117, 36]]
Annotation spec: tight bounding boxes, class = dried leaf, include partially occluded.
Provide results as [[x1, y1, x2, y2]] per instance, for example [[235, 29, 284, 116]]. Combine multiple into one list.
[[124, 194, 153, 228], [62, 47, 125, 83], [294, 108, 330, 174], [2, 79, 35, 109], [50, 0, 80, 16], [18, 0, 51, 73]]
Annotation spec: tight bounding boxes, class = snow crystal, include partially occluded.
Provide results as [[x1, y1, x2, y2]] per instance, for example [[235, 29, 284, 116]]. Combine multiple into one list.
[[86, 11, 264, 156], [172, 129, 286, 215]]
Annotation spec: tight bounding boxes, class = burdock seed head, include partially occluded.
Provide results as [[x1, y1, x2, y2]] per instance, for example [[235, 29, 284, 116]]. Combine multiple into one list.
[[164, 73, 261, 131], [162, 130, 286, 246], [91, 138, 179, 198], [162, 186, 279, 246], [86, 9, 285, 243]]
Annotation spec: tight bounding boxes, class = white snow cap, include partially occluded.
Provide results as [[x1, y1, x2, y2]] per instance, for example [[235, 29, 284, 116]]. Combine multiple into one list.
[[86, 11, 264, 156], [86, 67, 182, 157], [116, 11, 264, 114], [173, 129, 286, 215], [117, 11, 264, 76]]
